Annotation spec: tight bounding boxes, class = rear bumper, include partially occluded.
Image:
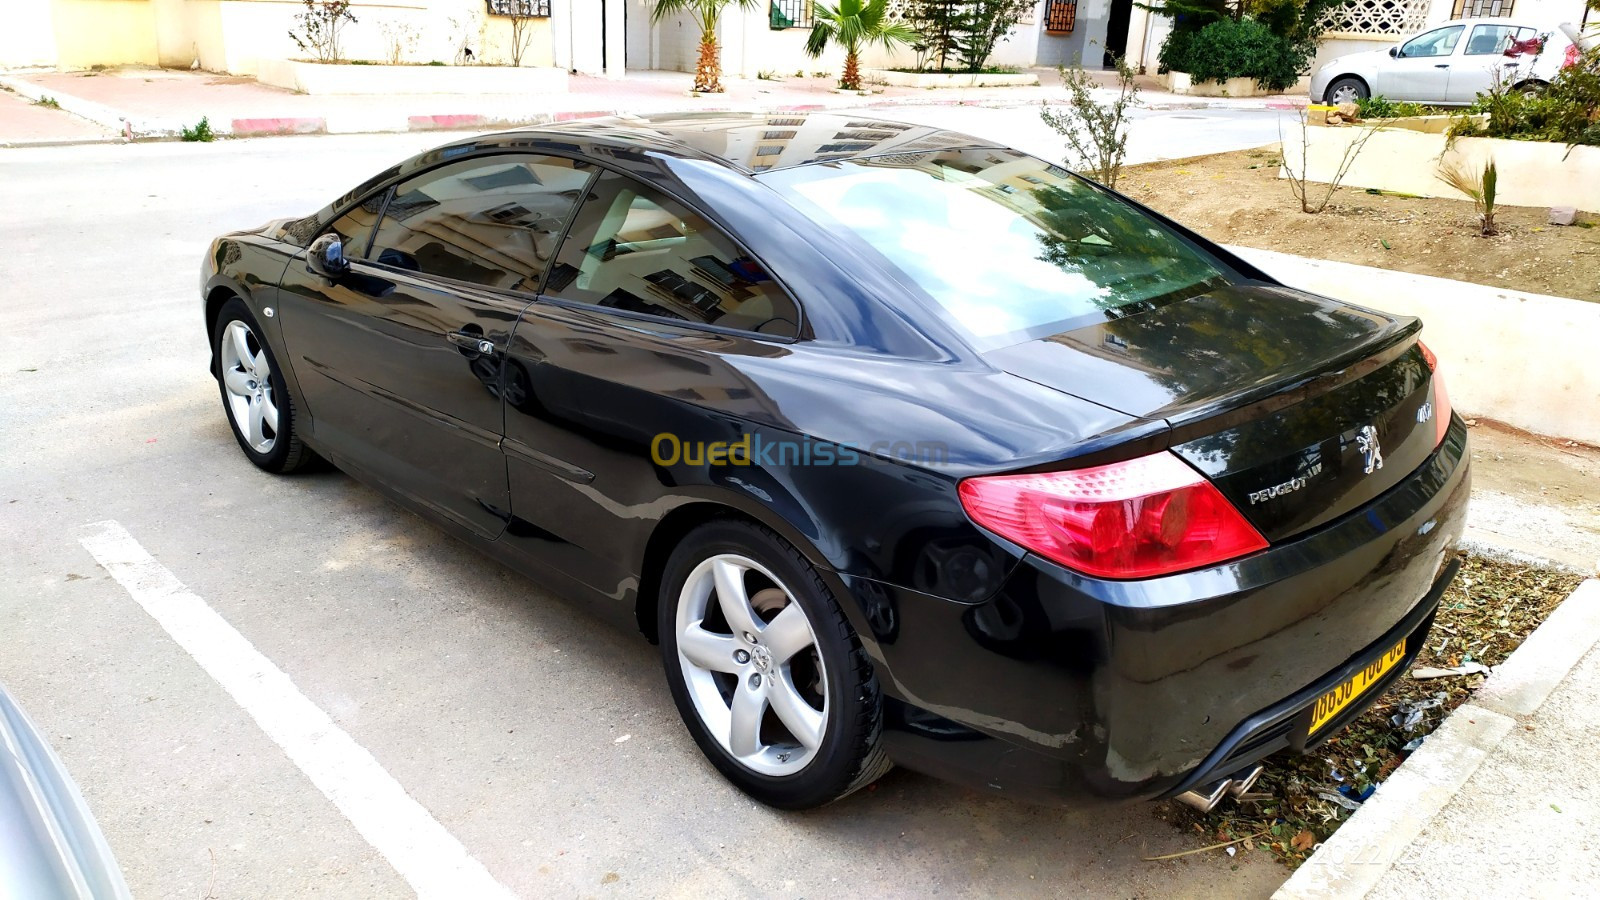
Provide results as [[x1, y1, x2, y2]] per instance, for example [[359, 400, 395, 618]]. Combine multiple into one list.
[[863, 417, 1470, 805]]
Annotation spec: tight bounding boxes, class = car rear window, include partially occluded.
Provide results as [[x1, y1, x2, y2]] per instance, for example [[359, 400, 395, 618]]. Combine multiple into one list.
[[758, 148, 1235, 348]]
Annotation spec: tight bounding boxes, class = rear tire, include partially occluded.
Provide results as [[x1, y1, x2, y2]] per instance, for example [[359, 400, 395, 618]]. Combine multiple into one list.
[[212, 297, 316, 474], [1326, 77, 1368, 105], [658, 520, 891, 809]]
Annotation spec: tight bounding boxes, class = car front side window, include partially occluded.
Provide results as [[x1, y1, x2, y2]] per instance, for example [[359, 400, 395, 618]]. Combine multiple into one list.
[[327, 189, 389, 260], [365, 155, 594, 295], [1401, 25, 1464, 58], [541, 171, 801, 338]]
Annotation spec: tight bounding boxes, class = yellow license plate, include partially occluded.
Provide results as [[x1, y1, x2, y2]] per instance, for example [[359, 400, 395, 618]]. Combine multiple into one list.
[[1309, 638, 1408, 736]]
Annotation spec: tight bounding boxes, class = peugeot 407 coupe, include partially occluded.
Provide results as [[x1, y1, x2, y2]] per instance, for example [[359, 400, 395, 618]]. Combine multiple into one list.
[[201, 112, 1468, 811]]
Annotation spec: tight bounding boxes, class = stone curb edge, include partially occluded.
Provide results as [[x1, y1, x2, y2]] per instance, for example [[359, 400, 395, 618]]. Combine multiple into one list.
[[1273, 578, 1600, 900]]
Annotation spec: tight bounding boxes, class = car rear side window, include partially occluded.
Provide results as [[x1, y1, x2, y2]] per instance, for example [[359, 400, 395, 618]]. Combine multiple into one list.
[[541, 171, 800, 338], [1463, 24, 1517, 55], [366, 155, 594, 295], [759, 148, 1232, 348]]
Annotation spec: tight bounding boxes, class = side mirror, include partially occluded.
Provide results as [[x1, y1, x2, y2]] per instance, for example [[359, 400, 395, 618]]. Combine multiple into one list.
[[1389, 46, 1399, 58], [308, 233, 350, 279]]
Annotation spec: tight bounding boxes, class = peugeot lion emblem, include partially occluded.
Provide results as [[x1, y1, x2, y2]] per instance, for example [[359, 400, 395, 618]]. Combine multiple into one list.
[[1357, 425, 1384, 475]]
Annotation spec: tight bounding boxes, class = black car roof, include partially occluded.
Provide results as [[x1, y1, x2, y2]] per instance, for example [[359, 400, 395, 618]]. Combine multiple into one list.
[[497, 111, 997, 174]]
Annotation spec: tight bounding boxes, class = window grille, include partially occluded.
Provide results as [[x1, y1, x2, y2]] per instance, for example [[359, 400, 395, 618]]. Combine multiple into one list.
[[1044, 0, 1077, 34], [486, 0, 550, 16], [1452, 0, 1514, 17], [770, 0, 814, 29]]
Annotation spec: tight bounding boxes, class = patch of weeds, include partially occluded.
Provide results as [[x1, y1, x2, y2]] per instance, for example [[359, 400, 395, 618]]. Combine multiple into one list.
[[181, 116, 215, 142], [349, 59, 373, 65], [427, 60, 446, 66], [1158, 554, 1583, 868], [32, 95, 61, 109], [757, 69, 782, 81]]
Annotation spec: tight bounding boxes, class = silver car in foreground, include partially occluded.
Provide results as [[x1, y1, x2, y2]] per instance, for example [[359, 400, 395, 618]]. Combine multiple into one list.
[[0, 682, 130, 899], [1311, 17, 1575, 105]]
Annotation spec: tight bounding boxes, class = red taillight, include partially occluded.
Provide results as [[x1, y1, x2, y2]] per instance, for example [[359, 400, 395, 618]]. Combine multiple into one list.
[[958, 452, 1269, 580], [1419, 341, 1452, 446]]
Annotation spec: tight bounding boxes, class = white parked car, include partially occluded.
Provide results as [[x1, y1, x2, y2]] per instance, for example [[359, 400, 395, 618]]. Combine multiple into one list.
[[1310, 17, 1575, 106]]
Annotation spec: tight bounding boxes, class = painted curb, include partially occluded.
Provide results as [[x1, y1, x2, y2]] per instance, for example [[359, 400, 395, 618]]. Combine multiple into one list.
[[231, 116, 326, 137], [1274, 577, 1600, 899]]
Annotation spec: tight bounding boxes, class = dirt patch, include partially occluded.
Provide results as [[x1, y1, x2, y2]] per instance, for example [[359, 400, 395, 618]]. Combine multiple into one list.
[[1122, 148, 1600, 302], [1157, 554, 1585, 867]]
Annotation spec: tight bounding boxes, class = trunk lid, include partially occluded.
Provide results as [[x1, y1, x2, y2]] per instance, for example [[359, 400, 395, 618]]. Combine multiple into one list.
[[986, 284, 1440, 541]]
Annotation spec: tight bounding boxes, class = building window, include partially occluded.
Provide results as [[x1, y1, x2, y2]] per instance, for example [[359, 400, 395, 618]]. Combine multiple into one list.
[[834, 130, 896, 141], [817, 142, 875, 153], [486, 0, 550, 16], [755, 145, 785, 156], [1318, 0, 1430, 37], [763, 130, 797, 140], [1451, 0, 1514, 17], [770, 0, 813, 29], [1044, 0, 1077, 34], [767, 117, 805, 126]]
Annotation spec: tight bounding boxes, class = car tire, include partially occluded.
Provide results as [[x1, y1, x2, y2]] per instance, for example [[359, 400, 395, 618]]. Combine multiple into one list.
[[658, 519, 892, 809], [1514, 79, 1548, 99], [212, 296, 316, 474], [1326, 76, 1369, 105]]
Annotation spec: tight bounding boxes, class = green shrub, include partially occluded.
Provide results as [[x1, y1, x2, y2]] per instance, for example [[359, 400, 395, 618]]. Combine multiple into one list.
[[1451, 45, 1600, 146], [181, 116, 215, 142], [1356, 95, 1432, 118], [1159, 17, 1308, 91]]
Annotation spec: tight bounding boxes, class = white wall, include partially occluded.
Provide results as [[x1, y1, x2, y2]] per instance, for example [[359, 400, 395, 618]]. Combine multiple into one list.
[[0, 0, 60, 67]]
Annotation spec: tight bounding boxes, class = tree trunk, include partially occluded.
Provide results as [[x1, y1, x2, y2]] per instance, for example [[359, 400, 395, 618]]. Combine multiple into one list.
[[695, 33, 722, 93], [842, 51, 861, 91]]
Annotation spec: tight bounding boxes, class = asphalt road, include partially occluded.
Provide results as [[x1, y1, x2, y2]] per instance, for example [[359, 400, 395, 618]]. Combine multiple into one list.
[[0, 117, 1292, 898]]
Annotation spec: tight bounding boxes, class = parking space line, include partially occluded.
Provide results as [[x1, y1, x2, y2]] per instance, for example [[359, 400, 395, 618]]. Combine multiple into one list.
[[78, 520, 516, 900]]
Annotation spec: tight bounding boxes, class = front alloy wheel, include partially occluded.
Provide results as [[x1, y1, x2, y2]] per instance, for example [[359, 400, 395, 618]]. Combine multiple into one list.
[[660, 521, 891, 809], [212, 296, 315, 473]]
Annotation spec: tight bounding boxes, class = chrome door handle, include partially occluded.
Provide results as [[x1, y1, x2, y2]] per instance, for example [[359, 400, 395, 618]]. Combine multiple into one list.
[[448, 331, 497, 355]]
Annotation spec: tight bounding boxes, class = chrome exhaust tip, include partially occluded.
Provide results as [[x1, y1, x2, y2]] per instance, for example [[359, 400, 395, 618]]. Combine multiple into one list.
[[1176, 777, 1234, 813], [1227, 764, 1267, 797]]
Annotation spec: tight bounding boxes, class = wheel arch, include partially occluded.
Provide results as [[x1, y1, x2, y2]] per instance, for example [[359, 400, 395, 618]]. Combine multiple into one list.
[[633, 495, 853, 647], [1325, 73, 1371, 102], [204, 283, 243, 376]]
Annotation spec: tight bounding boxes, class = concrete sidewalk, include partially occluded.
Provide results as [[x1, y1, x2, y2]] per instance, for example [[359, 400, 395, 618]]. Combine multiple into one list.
[[1277, 578, 1600, 899], [0, 86, 115, 146], [0, 65, 1307, 143]]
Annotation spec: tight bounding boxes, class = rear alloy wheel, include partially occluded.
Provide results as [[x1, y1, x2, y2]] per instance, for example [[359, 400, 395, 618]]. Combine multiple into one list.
[[1326, 77, 1368, 105], [213, 297, 315, 473], [659, 521, 890, 809]]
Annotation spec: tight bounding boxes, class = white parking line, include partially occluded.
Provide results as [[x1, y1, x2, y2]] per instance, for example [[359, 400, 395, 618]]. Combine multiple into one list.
[[78, 520, 516, 900]]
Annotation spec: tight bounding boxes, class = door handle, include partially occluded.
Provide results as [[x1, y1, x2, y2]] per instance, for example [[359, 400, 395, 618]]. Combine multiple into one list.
[[448, 331, 498, 355], [1434, 63, 1449, 68]]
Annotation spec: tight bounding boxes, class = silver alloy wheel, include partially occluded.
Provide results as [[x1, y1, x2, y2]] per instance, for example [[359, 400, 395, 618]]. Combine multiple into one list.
[[675, 553, 828, 777], [1328, 82, 1361, 105], [219, 319, 279, 454]]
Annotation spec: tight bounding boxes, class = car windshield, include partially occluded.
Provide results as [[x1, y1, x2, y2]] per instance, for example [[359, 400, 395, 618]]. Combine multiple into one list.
[[759, 148, 1235, 348]]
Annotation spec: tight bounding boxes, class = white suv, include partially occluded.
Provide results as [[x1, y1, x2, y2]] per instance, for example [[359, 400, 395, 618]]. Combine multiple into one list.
[[1310, 18, 1575, 106]]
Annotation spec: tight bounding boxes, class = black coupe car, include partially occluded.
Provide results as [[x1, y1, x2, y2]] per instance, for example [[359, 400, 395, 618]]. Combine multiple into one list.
[[201, 112, 1468, 811]]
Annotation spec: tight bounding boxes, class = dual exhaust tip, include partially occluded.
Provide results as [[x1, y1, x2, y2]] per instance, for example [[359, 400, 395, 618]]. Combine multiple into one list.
[[1175, 764, 1267, 813]]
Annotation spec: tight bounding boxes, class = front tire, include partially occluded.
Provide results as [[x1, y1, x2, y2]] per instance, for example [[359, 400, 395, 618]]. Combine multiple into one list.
[[213, 297, 315, 473], [659, 520, 891, 809], [1326, 76, 1368, 105]]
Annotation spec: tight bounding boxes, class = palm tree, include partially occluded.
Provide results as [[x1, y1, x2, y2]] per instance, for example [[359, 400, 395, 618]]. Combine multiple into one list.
[[805, 0, 919, 92], [651, 0, 760, 93]]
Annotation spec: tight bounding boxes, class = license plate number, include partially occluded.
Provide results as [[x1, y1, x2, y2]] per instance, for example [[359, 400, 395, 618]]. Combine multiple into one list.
[[1309, 638, 1408, 736]]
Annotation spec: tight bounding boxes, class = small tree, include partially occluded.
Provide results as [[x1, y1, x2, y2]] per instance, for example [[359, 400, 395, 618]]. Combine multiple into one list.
[[1280, 111, 1384, 213], [651, 0, 760, 93], [504, 1, 542, 67], [953, 0, 1032, 73], [1437, 158, 1499, 236], [1040, 58, 1141, 189], [905, 0, 963, 71], [806, 0, 920, 91], [288, 0, 357, 64]]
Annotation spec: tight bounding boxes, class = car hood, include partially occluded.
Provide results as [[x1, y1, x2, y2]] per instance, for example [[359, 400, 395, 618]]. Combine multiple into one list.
[[983, 282, 1417, 426]]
